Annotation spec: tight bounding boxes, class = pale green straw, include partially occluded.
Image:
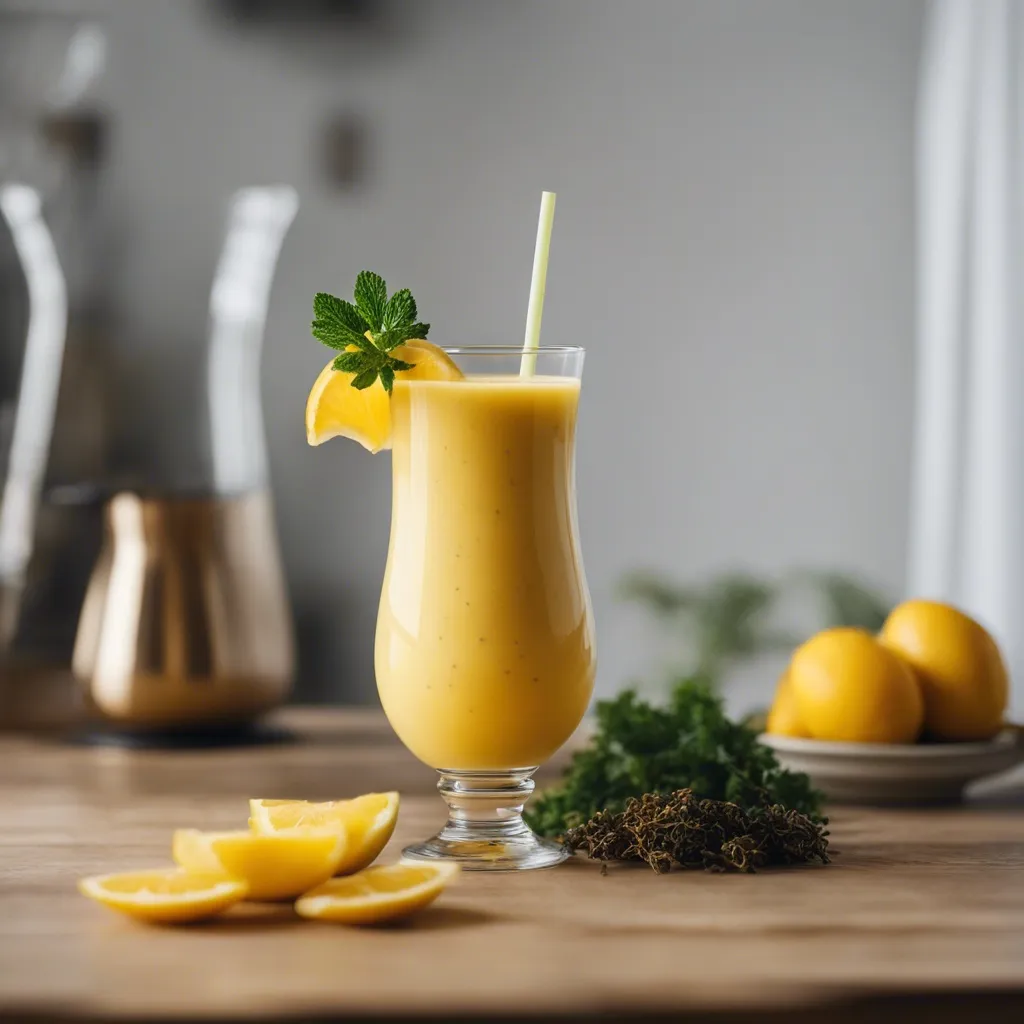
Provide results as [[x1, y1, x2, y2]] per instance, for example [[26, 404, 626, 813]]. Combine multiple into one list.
[[520, 191, 556, 376]]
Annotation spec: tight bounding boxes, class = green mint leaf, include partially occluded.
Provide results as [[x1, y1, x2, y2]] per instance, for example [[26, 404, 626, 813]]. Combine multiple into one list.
[[314, 292, 369, 335], [332, 352, 366, 373], [376, 327, 415, 352], [311, 273, 435, 396], [383, 288, 417, 331], [312, 293, 371, 351], [351, 367, 379, 390], [311, 320, 363, 351], [375, 323, 429, 351], [354, 272, 388, 330]]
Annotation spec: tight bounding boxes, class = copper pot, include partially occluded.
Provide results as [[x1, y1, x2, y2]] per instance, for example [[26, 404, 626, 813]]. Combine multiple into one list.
[[73, 490, 293, 729]]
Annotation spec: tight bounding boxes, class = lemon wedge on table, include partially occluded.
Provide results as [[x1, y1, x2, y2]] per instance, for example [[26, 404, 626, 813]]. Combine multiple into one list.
[[295, 862, 460, 926], [305, 338, 462, 451], [249, 792, 399, 875], [172, 829, 347, 901], [78, 869, 247, 924]]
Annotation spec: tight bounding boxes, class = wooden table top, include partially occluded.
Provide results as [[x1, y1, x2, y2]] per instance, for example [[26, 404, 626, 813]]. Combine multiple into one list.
[[2, 707, 1024, 1023]]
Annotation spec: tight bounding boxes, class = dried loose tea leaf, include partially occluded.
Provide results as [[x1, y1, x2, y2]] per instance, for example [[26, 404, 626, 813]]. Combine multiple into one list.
[[562, 789, 830, 874]]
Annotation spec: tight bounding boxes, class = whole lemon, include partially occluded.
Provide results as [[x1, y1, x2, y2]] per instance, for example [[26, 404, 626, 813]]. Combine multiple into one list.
[[789, 627, 923, 743], [765, 670, 810, 738], [880, 600, 1008, 741]]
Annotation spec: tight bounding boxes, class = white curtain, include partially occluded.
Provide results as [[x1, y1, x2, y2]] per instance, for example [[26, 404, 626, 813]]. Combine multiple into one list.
[[910, 0, 1024, 715]]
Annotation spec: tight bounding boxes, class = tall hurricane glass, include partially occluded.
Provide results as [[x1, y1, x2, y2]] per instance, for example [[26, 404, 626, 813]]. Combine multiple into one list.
[[375, 346, 595, 870]]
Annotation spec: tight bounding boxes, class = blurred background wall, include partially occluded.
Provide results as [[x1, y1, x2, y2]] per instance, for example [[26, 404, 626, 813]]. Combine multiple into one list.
[[6, 0, 927, 707]]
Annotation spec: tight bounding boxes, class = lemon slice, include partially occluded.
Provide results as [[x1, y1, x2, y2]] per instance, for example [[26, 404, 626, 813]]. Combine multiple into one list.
[[78, 869, 247, 923], [249, 792, 399, 875], [305, 339, 462, 451], [172, 829, 347, 902], [295, 861, 460, 925]]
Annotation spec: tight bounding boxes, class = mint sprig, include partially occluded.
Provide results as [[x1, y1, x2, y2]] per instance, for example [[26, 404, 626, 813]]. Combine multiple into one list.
[[311, 271, 430, 393]]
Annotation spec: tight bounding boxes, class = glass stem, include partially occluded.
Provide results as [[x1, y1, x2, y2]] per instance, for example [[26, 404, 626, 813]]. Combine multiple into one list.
[[436, 769, 537, 840], [401, 766, 569, 869]]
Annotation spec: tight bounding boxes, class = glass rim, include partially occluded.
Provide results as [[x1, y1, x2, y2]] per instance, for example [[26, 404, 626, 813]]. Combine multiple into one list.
[[441, 345, 584, 356]]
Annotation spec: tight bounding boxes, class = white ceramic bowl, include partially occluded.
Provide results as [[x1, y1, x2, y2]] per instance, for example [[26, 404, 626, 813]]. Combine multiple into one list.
[[759, 729, 1024, 805]]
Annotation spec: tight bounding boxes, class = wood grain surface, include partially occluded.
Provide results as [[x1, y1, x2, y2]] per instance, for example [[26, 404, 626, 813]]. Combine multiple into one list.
[[1, 708, 1023, 1022]]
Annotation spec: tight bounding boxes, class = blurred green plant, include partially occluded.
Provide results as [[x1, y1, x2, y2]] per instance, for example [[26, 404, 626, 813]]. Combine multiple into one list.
[[619, 568, 891, 689]]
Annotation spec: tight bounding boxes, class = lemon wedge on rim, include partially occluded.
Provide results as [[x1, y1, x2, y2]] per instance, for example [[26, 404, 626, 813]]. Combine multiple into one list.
[[305, 339, 461, 451]]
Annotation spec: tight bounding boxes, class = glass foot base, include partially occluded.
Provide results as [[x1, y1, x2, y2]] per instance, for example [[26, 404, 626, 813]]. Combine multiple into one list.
[[402, 768, 568, 872], [403, 831, 567, 871]]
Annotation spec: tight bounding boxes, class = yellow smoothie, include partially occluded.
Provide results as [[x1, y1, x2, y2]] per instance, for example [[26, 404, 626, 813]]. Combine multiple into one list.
[[375, 375, 596, 770]]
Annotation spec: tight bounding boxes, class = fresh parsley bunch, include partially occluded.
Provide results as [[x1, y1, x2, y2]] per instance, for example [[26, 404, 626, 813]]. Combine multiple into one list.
[[526, 678, 824, 837], [312, 271, 430, 393]]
